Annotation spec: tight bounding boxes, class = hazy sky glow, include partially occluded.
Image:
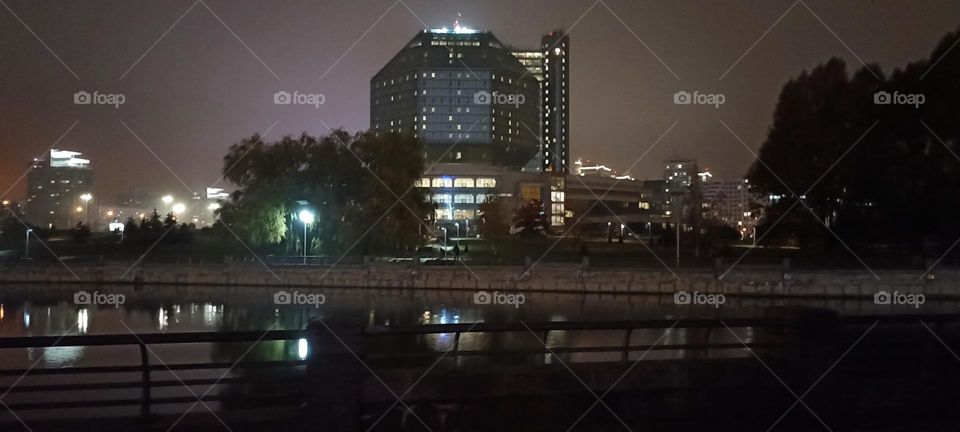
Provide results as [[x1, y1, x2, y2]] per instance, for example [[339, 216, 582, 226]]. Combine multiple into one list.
[[1, 0, 957, 202]]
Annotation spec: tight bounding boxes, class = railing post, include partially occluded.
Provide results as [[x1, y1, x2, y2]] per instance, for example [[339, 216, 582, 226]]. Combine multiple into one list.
[[306, 321, 363, 432], [139, 342, 151, 420], [621, 328, 633, 363], [543, 330, 551, 365], [453, 331, 461, 367]]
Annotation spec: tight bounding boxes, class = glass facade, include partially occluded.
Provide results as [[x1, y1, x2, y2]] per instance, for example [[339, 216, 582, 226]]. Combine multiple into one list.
[[417, 175, 498, 221]]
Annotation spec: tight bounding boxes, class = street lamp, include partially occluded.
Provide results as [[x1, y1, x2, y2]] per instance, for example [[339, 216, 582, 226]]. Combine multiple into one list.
[[455, 221, 460, 240], [162, 195, 174, 205], [80, 193, 92, 227], [299, 209, 315, 265], [172, 203, 186, 215], [24, 229, 32, 259], [441, 227, 448, 257]]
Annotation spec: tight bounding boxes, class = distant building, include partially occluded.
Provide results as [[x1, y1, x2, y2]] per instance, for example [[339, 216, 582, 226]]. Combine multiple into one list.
[[538, 31, 570, 175], [370, 25, 540, 169], [25, 149, 94, 229], [574, 158, 635, 180], [701, 177, 758, 238], [663, 159, 698, 193], [416, 163, 664, 235]]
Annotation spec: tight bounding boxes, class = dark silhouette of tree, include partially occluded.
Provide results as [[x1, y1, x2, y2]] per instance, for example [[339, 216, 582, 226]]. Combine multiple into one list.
[[512, 200, 548, 237], [748, 26, 960, 254], [478, 197, 510, 240]]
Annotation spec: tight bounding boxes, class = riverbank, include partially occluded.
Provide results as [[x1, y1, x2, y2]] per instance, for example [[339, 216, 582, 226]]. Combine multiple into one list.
[[0, 261, 952, 299]]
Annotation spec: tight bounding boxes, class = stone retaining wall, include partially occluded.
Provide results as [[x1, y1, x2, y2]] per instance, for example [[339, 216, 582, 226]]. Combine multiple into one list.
[[0, 262, 952, 299]]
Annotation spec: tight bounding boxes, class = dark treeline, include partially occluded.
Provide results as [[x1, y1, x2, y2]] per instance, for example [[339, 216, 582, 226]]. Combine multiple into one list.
[[749, 26, 960, 254]]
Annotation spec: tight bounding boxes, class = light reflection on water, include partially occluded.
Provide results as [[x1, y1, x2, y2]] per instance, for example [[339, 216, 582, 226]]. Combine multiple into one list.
[[0, 285, 953, 370]]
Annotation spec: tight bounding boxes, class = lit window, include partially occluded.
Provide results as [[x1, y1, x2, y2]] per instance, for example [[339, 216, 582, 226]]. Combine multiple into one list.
[[454, 178, 475, 188], [431, 177, 453, 188], [476, 178, 497, 188]]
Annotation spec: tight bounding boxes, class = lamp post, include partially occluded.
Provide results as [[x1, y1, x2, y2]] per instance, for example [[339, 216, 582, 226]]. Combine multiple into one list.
[[24, 229, 32, 259], [80, 193, 92, 227], [671, 192, 684, 269], [299, 210, 315, 265], [455, 222, 460, 240], [464, 219, 469, 238], [441, 227, 447, 258]]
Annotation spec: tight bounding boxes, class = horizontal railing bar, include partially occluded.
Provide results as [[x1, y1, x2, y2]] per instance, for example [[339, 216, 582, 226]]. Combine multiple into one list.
[[2, 394, 303, 411], [0, 360, 306, 377], [364, 314, 960, 336], [0, 330, 306, 349], [363, 343, 783, 360], [0, 376, 306, 394]]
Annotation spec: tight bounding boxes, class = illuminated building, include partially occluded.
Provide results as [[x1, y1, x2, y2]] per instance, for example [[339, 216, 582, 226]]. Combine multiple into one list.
[[25, 149, 94, 229], [370, 23, 540, 169]]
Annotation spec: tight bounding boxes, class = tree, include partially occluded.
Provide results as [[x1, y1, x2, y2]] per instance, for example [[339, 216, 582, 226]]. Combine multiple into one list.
[[218, 130, 432, 255], [478, 197, 509, 239], [512, 200, 548, 237], [748, 26, 960, 254]]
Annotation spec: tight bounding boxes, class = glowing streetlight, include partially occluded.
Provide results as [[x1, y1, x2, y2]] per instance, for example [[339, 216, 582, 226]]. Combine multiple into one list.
[[162, 195, 174, 205], [24, 228, 32, 258], [80, 193, 92, 226], [298, 210, 315, 264], [172, 203, 186, 215], [207, 203, 221, 211]]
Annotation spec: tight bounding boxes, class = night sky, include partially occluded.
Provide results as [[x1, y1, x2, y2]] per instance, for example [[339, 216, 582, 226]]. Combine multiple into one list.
[[1, 0, 957, 202]]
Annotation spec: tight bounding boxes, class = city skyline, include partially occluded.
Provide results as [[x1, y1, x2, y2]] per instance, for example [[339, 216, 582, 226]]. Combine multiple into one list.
[[1, 0, 958, 202]]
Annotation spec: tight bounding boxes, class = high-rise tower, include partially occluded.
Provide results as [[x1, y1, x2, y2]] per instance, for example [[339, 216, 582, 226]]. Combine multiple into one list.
[[540, 31, 570, 174]]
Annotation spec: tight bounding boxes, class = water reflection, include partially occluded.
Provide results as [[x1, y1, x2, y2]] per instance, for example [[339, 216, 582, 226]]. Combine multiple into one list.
[[77, 308, 88, 334], [0, 285, 955, 371]]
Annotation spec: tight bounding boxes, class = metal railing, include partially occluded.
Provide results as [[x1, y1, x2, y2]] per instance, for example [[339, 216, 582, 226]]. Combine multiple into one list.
[[0, 330, 307, 418], [1, 313, 958, 424]]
